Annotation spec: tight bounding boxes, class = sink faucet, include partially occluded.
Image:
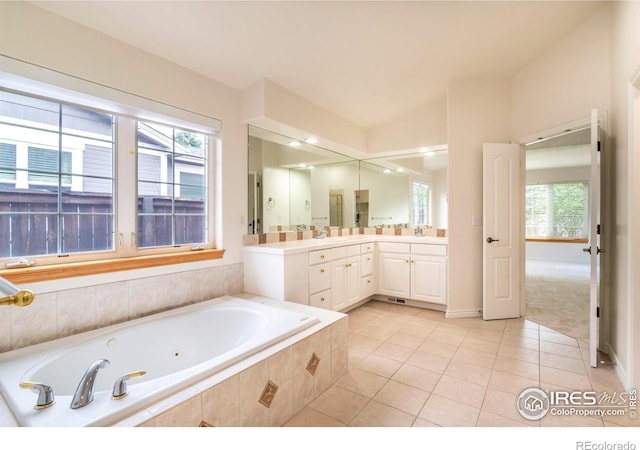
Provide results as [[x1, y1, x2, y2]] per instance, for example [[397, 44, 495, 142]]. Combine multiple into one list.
[[71, 359, 110, 409]]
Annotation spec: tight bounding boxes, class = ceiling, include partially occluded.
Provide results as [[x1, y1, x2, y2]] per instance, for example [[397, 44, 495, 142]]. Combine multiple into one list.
[[31, 1, 606, 129]]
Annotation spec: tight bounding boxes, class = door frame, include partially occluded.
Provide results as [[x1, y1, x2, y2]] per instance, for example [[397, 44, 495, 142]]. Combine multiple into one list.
[[628, 70, 640, 390], [515, 112, 609, 358]]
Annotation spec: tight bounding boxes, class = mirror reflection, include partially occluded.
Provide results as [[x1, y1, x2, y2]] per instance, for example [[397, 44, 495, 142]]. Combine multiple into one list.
[[248, 125, 448, 234]]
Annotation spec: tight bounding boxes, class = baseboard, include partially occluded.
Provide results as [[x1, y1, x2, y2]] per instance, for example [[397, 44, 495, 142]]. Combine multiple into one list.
[[605, 342, 632, 391], [445, 309, 483, 319]]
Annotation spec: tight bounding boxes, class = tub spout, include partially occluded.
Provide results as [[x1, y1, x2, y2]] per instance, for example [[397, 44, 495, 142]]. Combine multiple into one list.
[[70, 359, 110, 409]]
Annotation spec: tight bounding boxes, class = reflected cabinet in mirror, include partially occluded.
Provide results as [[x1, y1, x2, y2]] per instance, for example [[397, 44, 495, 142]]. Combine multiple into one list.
[[247, 125, 448, 234]]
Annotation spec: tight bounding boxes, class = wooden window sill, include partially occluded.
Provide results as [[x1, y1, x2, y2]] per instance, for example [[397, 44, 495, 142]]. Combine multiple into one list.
[[0, 249, 225, 285], [526, 238, 588, 244]]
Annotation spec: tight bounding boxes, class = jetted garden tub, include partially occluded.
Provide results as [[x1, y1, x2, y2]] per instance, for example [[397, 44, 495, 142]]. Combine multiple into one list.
[[0, 296, 320, 427]]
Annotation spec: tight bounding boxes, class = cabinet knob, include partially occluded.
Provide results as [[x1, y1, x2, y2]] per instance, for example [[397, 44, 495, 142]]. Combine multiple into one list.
[[367, 257, 371, 261], [320, 255, 325, 259], [320, 297, 325, 301], [320, 269, 325, 273], [367, 280, 371, 284]]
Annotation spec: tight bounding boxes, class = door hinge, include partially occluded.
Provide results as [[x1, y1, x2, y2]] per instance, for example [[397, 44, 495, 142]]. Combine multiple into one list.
[[597, 306, 600, 318], [257, 182, 260, 188], [597, 140, 601, 152], [597, 224, 601, 235]]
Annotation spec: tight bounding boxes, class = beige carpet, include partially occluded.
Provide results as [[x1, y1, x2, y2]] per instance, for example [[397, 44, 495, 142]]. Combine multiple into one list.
[[525, 260, 590, 341]]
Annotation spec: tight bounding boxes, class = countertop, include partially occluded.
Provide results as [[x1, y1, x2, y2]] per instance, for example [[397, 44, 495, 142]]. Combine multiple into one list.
[[243, 234, 448, 255]]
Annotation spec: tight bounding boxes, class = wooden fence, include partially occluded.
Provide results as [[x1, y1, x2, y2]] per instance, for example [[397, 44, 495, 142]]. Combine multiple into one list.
[[0, 187, 204, 257]]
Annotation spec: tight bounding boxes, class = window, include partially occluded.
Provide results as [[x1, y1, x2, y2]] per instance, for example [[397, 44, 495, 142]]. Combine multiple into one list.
[[525, 182, 589, 239], [412, 181, 431, 226], [0, 83, 218, 265], [0, 90, 115, 258], [136, 122, 208, 248]]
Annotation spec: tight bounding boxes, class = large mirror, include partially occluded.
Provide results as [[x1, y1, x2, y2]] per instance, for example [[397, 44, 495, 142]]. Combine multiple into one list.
[[248, 125, 448, 234]]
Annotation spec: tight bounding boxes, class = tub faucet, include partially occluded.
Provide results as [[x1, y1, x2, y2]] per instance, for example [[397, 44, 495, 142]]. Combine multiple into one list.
[[70, 359, 110, 409]]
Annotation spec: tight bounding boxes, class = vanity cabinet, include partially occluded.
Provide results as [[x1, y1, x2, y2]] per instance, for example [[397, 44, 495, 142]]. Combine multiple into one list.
[[377, 242, 447, 305], [243, 237, 446, 312]]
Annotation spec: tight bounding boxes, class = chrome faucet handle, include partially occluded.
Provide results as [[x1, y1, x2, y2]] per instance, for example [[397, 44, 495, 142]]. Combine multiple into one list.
[[19, 381, 55, 410], [112, 370, 146, 400], [70, 358, 110, 409]]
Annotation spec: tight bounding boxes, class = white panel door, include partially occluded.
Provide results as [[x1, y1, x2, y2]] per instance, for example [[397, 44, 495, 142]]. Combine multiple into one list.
[[483, 143, 522, 320], [586, 109, 603, 368]]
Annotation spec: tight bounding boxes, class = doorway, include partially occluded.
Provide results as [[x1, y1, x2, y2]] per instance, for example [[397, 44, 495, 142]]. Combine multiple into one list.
[[524, 127, 592, 341]]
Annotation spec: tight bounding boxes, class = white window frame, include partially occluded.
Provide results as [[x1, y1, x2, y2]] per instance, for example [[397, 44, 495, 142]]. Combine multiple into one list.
[[0, 61, 220, 267]]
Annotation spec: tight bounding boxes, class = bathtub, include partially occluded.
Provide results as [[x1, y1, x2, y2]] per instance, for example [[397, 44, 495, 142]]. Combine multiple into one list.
[[0, 296, 319, 427]]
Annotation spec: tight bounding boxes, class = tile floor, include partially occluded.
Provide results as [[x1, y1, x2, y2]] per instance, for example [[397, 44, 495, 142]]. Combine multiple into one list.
[[284, 300, 636, 427]]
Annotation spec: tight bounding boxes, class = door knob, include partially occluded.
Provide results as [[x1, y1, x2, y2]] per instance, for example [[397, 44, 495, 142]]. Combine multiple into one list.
[[486, 237, 500, 243]]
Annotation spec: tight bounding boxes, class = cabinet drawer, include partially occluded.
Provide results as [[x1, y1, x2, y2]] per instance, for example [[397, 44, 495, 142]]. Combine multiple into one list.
[[347, 244, 361, 257], [309, 262, 331, 294], [361, 253, 375, 276], [361, 275, 375, 298], [331, 246, 347, 260], [410, 243, 447, 256], [310, 289, 331, 310], [309, 249, 331, 265], [361, 242, 374, 254], [377, 242, 410, 253]]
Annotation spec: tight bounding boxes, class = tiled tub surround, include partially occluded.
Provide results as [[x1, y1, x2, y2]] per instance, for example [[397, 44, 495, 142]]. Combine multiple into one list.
[[0, 262, 244, 354], [0, 294, 349, 427]]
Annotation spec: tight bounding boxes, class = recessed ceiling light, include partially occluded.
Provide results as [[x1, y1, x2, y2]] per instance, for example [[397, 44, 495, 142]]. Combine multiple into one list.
[[299, 163, 307, 168], [397, 168, 404, 172], [289, 141, 301, 147], [308, 165, 315, 170], [305, 137, 318, 145], [419, 147, 429, 153], [384, 169, 391, 174]]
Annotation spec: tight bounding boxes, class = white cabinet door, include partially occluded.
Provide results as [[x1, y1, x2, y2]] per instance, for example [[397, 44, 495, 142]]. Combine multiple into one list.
[[331, 259, 347, 311], [332, 256, 361, 311], [411, 255, 447, 304], [345, 257, 361, 306], [377, 252, 411, 298]]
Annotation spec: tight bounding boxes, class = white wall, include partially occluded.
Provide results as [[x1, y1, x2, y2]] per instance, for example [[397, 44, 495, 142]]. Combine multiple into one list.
[[510, 6, 611, 141], [447, 79, 511, 316], [432, 168, 448, 229], [609, 1, 640, 389], [366, 95, 448, 153], [0, 3, 246, 282]]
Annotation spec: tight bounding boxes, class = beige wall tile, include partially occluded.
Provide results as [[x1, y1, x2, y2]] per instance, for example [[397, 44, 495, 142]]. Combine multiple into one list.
[[269, 346, 293, 387], [154, 396, 202, 427], [11, 292, 57, 349], [269, 379, 293, 427], [292, 371, 314, 415], [330, 317, 348, 351], [330, 346, 349, 383], [95, 281, 130, 327], [201, 376, 240, 426], [223, 263, 244, 295], [56, 286, 97, 337], [201, 266, 225, 300]]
